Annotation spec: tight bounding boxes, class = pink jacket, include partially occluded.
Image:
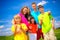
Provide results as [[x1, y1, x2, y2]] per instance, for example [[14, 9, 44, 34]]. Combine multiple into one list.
[[19, 13, 28, 26]]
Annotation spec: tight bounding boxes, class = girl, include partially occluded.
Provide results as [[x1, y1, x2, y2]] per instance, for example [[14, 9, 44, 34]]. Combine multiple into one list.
[[12, 6, 32, 26], [19, 6, 32, 39], [28, 17, 38, 40], [11, 14, 28, 40], [19, 6, 32, 26]]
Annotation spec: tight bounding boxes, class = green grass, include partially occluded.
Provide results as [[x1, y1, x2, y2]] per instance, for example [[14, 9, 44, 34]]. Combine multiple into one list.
[[0, 28, 60, 40], [0, 35, 14, 40], [54, 28, 60, 40]]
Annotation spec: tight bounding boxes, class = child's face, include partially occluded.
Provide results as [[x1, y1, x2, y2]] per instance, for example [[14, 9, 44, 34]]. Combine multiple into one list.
[[14, 17, 21, 23], [31, 19, 34, 23], [39, 8, 44, 13], [23, 8, 28, 15]]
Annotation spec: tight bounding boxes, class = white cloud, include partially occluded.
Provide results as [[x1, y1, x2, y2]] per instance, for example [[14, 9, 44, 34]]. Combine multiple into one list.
[[6, 28, 11, 30], [0, 31, 13, 36], [55, 21, 60, 28], [0, 25, 4, 28], [54, 16, 60, 21], [37, 1, 48, 6], [0, 27, 13, 36]]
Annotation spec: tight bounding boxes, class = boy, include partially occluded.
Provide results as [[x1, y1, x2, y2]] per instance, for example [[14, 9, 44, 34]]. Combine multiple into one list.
[[38, 5, 56, 40]]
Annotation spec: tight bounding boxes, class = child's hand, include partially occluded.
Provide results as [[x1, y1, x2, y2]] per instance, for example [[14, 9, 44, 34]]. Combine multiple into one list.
[[17, 29, 23, 34], [29, 26, 32, 29], [16, 25, 22, 34], [17, 27, 20, 31]]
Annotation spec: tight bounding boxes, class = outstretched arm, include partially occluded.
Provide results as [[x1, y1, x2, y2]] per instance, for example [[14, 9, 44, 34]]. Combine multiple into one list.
[[51, 18, 55, 29]]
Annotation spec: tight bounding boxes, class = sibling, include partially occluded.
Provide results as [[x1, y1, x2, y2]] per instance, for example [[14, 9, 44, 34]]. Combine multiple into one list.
[[38, 5, 56, 40], [28, 17, 38, 40], [12, 6, 31, 26], [20, 6, 32, 26], [11, 14, 28, 40]]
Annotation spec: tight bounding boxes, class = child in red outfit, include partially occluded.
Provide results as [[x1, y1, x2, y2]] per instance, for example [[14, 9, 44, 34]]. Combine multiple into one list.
[[28, 17, 38, 40]]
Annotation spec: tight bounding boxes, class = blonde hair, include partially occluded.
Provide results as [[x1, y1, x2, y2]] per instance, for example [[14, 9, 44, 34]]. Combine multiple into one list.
[[14, 14, 20, 19], [12, 14, 21, 24]]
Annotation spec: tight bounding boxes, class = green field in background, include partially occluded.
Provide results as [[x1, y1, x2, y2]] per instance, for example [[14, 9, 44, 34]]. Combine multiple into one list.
[[0, 28, 60, 40]]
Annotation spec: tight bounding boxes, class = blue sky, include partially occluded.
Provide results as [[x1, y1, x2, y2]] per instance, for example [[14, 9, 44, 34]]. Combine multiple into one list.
[[0, 0, 60, 36]]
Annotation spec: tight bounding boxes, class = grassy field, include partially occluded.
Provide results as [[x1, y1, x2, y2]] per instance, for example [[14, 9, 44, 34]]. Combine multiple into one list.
[[0, 28, 60, 40], [54, 28, 60, 40]]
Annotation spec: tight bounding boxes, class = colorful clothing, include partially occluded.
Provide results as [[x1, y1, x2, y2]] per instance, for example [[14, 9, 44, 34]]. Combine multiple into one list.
[[11, 23, 28, 40], [38, 12, 53, 34], [31, 10, 41, 28], [31, 11, 40, 24], [37, 28, 44, 40], [28, 24, 38, 33], [31, 10, 44, 40], [19, 13, 28, 26], [29, 33, 37, 40], [28, 24, 38, 40], [44, 28, 57, 40]]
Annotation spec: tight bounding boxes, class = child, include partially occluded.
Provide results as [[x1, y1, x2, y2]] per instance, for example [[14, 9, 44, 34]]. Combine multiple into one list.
[[11, 14, 28, 40], [28, 17, 38, 40], [38, 5, 56, 40]]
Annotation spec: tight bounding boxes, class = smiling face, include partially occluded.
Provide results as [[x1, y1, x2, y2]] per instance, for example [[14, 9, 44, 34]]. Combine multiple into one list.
[[31, 18, 34, 24], [14, 15, 21, 24], [23, 7, 28, 15], [21, 6, 30, 15], [32, 4, 36, 10], [39, 7, 44, 13], [38, 5, 44, 13]]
